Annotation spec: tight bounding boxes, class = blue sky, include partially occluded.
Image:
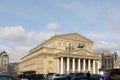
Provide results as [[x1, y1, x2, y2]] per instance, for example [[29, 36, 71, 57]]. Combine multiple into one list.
[[0, 0, 120, 62]]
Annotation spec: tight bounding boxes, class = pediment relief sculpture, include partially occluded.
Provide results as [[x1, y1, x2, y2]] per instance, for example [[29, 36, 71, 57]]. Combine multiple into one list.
[[71, 49, 94, 56]]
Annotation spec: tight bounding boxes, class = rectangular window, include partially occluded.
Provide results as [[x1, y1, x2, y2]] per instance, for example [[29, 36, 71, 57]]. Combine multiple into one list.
[[58, 42, 61, 46], [63, 43, 66, 46]]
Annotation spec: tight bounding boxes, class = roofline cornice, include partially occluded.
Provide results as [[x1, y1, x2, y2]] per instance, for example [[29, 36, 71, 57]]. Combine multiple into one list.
[[30, 33, 93, 53]]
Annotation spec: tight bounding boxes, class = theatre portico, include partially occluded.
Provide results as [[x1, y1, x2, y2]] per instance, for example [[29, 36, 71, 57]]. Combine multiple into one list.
[[18, 33, 101, 74], [56, 49, 101, 74]]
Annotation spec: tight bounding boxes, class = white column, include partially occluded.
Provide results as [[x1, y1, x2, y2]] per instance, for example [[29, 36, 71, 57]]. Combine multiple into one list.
[[93, 59, 95, 74], [72, 58, 75, 72], [97, 60, 100, 74], [78, 59, 81, 72], [83, 59, 86, 72], [61, 57, 63, 74], [57, 58, 60, 73], [0, 58, 1, 66], [88, 59, 91, 71], [63, 59, 65, 73], [67, 57, 70, 73]]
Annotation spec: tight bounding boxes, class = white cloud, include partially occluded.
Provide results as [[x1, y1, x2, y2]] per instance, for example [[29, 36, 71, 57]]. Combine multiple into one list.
[[7, 47, 29, 62], [46, 22, 59, 30], [0, 25, 59, 62], [0, 25, 120, 62], [0, 26, 25, 41], [94, 41, 120, 53], [0, 40, 30, 62], [83, 32, 120, 55], [84, 32, 120, 41], [0, 26, 58, 46]]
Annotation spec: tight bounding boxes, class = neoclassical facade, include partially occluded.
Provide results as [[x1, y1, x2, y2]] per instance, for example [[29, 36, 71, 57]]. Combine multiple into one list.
[[18, 33, 101, 74]]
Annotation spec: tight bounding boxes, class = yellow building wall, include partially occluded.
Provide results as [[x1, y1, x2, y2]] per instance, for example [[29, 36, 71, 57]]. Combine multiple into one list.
[[18, 33, 97, 74], [43, 56, 57, 74]]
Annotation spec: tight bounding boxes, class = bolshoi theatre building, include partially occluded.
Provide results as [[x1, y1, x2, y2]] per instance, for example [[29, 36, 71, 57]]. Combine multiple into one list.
[[18, 33, 101, 74]]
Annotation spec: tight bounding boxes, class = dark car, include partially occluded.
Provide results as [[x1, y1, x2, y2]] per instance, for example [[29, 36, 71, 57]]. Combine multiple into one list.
[[108, 69, 120, 80], [91, 74, 102, 80], [19, 73, 45, 80], [66, 73, 86, 80], [46, 73, 56, 79], [0, 72, 18, 80]]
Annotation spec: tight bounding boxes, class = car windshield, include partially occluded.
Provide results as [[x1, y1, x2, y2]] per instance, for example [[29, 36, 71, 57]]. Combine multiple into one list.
[[55, 74, 60, 76], [0, 76, 16, 80], [76, 73, 85, 76], [60, 74, 66, 76]]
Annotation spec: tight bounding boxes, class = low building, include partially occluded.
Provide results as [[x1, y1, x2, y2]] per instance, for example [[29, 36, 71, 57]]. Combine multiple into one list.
[[8, 62, 19, 76], [101, 50, 118, 69], [18, 33, 101, 74], [114, 56, 120, 68], [0, 51, 9, 72]]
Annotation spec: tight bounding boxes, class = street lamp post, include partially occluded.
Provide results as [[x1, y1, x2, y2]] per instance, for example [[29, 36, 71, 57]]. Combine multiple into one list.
[[66, 43, 74, 73], [66, 43, 74, 53]]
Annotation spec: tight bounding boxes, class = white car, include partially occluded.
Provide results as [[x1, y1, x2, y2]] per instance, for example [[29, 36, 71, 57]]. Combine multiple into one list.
[[47, 73, 66, 80]]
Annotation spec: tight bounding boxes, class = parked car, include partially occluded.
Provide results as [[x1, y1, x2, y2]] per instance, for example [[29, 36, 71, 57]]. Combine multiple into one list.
[[47, 73, 66, 80], [34, 74, 45, 80], [54, 74, 67, 80], [46, 73, 56, 79], [66, 72, 86, 80], [19, 73, 45, 80], [108, 69, 120, 80], [100, 75, 108, 80], [91, 74, 102, 80], [0, 72, 18, 80]]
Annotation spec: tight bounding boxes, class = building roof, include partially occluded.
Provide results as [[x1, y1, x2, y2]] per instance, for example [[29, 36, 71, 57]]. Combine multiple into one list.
[[56, 33, 93, 43], [0, 51, 8, 56], [29, 33, 93, 54]]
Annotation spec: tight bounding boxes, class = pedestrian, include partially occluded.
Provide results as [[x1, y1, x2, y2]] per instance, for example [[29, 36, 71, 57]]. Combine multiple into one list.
[[86, 71, 91, 80]]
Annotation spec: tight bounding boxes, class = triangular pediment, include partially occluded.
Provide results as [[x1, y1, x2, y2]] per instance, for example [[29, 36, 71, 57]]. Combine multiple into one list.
[[29, 33, 93, 54], [56, 49, 100, 59], [56, 33, 93, 43], [71, 49, 94, 56]]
